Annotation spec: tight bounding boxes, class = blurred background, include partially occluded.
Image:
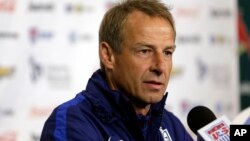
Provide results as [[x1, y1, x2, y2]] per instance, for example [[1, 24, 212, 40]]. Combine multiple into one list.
[[0, 0, 249, 140]]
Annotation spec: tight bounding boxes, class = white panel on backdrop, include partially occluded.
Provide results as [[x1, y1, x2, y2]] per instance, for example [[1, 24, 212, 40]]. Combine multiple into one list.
[[0, 0, 239, 140]]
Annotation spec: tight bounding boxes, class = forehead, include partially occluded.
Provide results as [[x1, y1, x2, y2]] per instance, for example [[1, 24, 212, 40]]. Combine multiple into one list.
[[124, 10, 174, 33], [123, 11, 175, 40]]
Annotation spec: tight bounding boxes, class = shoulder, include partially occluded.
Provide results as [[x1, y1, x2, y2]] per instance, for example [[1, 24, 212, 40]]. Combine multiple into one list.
[[41, 92, 100, 141], [52, 92, 89, 120]]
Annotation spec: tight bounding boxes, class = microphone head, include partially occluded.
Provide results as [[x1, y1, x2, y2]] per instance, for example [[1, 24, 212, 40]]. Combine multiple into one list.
[[187, 105, 217, 135]]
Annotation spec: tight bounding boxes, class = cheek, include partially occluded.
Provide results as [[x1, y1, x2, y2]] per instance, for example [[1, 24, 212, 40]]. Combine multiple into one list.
[[167, 60, 173, 71], [130, 64, 149, 78], [168, 64, 173, 73], [115, 55, 152, 81]]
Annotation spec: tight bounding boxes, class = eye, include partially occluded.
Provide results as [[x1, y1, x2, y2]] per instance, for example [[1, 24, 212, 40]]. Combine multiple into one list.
[[137, 48, 153, 58], [140, 49, 151, 54], [164, 50, 173, 56]]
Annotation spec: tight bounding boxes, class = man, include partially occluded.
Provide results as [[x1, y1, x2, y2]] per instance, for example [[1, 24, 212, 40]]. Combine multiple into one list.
[[41, 0, 194, 141]]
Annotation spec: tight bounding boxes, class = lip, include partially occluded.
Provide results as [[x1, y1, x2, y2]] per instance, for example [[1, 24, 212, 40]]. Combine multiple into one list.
[[143, 81, 164, 90]]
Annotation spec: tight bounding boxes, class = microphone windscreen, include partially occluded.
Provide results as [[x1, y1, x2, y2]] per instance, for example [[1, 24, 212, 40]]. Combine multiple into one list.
[[187, 106, 217, 135]]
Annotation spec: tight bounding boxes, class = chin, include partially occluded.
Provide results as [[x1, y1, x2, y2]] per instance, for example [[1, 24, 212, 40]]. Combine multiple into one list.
[[147, 96, 163, 104]]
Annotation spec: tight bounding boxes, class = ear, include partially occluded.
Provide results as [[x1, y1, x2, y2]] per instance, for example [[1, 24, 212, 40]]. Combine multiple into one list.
[[99, 42, 115, 70]]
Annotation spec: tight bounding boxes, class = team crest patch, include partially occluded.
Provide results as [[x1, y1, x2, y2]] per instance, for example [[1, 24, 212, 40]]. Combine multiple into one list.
[[107, 136, 123, 141], [159, 127, 172, 141]]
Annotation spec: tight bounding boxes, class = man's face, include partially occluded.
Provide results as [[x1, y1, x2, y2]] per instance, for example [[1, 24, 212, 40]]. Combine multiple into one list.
[[110, 11, 175, 107]]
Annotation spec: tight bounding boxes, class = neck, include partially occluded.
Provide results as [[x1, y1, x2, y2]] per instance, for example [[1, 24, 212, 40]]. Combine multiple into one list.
[[132, 104, 151, 116], [104, 71, 152, 116]]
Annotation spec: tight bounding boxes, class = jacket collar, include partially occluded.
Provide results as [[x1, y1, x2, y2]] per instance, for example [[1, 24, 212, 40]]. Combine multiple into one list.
[[84, 69, 169, 123]]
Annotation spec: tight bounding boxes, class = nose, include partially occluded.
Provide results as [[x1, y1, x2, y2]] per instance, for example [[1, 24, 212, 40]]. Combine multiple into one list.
[[150, 53, 167, 76]]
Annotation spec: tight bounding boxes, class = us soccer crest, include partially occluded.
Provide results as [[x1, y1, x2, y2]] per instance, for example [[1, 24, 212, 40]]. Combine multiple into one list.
[[198, 116, 231, 141]]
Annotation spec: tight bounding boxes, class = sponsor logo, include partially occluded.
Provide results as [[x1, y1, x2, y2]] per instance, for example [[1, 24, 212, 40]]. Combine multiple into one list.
[[195, 57, 231, 88], [175, 6, 201, 18], [170, 67, 184, 79], [210, 8, 232, 19], [65, 3, 93, 14], [69, 31, 92, 44], [28, 2, 54, 12], [30, 133, 40, 141], [29, 56, 71, 89], [29, 105, 54, 118], [29, 27, 53, 44], [206, 122, 229, 140], [159, 127, 172, 141], [209, 34, 232, 46], [0, 131, 17, 141], [0, 0, 15, 12], [213, 102, 233, 117], [0, 31, 18, 40], [177, 34, 201, 45], [0, 66, 15, 79], [209, 63, 231, 87], [0, 107, 14, 118], [179, 100, 200, 116], [29, 57, 43, 82], [47, 65, 71, 88], [196, 57, 208, 81]]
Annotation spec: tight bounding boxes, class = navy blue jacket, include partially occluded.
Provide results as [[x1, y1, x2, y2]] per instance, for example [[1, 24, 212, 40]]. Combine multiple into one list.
[[41, 70, 194, 141]]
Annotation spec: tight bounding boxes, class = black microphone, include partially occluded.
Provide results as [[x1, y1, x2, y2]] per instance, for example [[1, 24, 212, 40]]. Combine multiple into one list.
[[187, 105, 217, 135], [187, 106, 230, 141]]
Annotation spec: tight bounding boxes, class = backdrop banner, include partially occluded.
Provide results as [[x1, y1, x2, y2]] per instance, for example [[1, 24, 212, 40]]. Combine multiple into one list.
[[0, 0, 238, 140]]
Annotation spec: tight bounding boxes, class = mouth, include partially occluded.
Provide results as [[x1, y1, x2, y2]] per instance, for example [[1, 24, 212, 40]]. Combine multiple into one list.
[[143, 81, 164, 90]]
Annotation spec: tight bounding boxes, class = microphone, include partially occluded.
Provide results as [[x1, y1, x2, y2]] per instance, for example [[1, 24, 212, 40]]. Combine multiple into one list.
[[187, 106, 231, 141]]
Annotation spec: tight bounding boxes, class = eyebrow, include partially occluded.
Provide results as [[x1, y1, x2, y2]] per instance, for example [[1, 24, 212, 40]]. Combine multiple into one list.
[[167, 45, 176, 51], [134, 42, 176, 50], [166, 45, 176, 50]]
